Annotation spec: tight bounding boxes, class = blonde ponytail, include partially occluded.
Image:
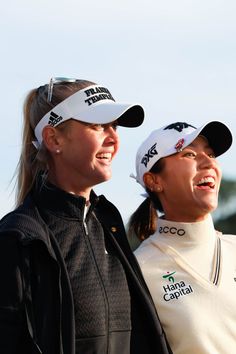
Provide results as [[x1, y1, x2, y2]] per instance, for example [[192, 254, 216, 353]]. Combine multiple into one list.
[[15, 79, 95, 206]]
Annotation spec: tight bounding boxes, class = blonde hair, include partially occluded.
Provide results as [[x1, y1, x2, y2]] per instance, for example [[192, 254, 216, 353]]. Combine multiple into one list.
[[15, 79, 95, 207]]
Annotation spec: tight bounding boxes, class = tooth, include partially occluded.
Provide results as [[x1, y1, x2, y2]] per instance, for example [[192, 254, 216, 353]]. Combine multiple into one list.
[[198, 177, 214, 185], [197, 176, 215, 186], [97, 153, 111, 159]]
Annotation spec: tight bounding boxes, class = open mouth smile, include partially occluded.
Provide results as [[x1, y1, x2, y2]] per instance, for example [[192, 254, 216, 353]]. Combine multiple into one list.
[[196, 176, 216, 190], [96, 152, 112, 162]]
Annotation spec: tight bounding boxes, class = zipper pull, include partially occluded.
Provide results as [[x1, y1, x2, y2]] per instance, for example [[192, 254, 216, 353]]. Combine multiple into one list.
[[83, 220, 88, 235]]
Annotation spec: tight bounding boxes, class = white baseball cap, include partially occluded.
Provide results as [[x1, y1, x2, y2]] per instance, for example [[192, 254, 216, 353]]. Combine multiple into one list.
[[34, 84, 144, 147], [134, 121, 233, 188]]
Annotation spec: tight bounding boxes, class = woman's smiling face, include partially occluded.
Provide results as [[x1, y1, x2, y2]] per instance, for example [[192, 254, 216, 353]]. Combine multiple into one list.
[[156, 136, 222, 222], [46, 119, 120, 199]]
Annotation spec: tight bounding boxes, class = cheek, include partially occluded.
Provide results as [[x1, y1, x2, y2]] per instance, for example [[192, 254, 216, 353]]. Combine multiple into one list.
[[114, 138, 120, 154], [82, 135, 101, 154], [214, 163, 222, 189], [218, 166, 222, 180]]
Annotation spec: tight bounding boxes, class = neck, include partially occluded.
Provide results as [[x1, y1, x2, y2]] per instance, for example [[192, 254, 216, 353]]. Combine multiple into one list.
[[157, 215, 216, 245], [163, 211, 211, 223], [47, 172, 91, 201]]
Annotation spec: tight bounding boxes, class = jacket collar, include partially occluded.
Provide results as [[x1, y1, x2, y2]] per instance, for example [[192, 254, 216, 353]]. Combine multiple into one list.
[[32, 179, 99, 220]]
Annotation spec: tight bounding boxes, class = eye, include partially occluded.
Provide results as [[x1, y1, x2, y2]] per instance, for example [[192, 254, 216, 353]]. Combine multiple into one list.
[[111, 122, 118, 131], [91, 124, 104, 131], [183, 151, 196, 158], [90, 122, 118, 131], [208, 152, 216, 158]]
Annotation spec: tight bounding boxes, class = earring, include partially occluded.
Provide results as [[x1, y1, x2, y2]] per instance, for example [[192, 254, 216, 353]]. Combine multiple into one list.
[[157, 186, 162, 192], [55, 149, 61, 154]]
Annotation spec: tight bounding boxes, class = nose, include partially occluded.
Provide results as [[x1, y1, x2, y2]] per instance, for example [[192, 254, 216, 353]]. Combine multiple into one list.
[[197, 152, 217, 169], [104, 126, 119, 145]]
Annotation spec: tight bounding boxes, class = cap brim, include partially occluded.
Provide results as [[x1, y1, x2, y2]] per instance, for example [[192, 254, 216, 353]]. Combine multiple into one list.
[[163, 120, 233, 159], [198, 121, 233, 157], [73, 102, 144, 128]]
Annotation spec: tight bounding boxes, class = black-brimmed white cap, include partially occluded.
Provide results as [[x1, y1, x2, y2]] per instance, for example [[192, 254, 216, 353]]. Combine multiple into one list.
[[134, 121, 233, 188], [34, 84, 144, 147]]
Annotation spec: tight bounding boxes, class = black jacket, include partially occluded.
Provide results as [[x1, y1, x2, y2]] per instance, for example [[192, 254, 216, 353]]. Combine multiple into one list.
[[0, 190, 172, 354]]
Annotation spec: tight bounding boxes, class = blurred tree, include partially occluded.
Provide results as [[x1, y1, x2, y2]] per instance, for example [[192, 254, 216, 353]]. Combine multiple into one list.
[[214, 178, 236, 234]]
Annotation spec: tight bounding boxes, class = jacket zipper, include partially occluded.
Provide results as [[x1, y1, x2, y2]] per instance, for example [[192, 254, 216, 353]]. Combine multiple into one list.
[[83, 211, 110, 353], [83, 219, 88, 235]]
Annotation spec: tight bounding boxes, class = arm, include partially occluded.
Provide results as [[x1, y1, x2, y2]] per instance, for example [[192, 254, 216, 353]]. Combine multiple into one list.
[[0, 233, 27, 353]]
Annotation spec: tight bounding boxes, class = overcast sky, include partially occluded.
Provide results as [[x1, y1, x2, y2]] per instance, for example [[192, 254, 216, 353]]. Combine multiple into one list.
[[1, 0, 236, 223]]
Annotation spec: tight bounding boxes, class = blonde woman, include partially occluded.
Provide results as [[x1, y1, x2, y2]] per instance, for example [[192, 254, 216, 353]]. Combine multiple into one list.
[[0, 78, 172, 354]]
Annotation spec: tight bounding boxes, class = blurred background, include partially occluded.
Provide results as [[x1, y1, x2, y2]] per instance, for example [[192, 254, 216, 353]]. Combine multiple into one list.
[[1, 0, 236, 232]]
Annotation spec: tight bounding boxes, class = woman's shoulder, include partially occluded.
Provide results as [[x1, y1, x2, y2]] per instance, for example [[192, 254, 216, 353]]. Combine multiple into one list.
[[134, 235, 162, 263], [0, 196, 47, 242], [219, 232, 236, 243], [95, 193, 124, 224]]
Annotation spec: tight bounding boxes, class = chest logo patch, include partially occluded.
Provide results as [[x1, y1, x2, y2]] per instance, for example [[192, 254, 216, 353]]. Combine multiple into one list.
[[162, 271, 194, 301]]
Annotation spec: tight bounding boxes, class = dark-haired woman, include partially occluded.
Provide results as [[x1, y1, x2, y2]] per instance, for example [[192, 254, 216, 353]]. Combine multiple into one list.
[[129, 121, 236, 354]]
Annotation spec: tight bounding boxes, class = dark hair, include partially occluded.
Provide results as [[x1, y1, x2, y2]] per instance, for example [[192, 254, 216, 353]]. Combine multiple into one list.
[[15, 79, 95, 206], [127, 158, 165, 244]]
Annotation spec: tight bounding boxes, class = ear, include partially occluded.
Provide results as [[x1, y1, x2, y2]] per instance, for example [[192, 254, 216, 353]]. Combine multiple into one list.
[[143, 172, 156, 191], [143, 172, 163, 193], [42, 125, 62, 153]]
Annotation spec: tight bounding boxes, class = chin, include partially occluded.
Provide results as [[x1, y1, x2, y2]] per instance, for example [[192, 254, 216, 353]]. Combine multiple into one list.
[[98, 174, 112, 184], [104, 172, 112, 180], [201, 204, 217, 215], [209, 199, 218, 211], [201, 196, 218, 212]]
